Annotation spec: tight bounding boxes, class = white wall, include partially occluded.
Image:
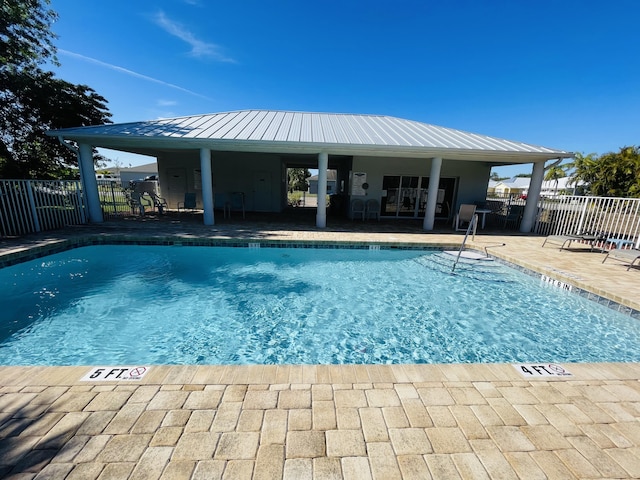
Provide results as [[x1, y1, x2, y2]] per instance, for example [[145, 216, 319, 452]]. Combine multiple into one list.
[[350, 156, 490, 208], [156, 151, 492, 215], [158, 151, 284, 212], [451, 162, 492, 208]]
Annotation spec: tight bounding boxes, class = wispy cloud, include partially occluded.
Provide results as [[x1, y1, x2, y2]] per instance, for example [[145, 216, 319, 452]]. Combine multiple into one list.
[[157, 99, 178, 107], [153, 11, 235, 62], [59, 49, 212, 100]]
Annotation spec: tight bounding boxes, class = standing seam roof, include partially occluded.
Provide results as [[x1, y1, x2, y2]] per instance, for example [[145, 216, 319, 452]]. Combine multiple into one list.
[[48, 110, 570, 155]]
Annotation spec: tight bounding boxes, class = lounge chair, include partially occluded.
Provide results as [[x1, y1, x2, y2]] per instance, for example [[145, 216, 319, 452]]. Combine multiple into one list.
[[542, 234, 600, 251], [602, 248, 640, 270], [453, 204, 476, 231]]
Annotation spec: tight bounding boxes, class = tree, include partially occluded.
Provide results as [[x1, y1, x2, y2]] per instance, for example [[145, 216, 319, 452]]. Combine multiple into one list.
[[0, 0, 58, 71], [570, 147, 640, 198], [544, 165, 566, 196], [288, 168, 311, 192], [0, 0, 112, 179]]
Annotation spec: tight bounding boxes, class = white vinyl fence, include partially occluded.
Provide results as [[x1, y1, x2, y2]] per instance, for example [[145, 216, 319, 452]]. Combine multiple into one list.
[[0, 179, 86, 237], [3, 180, 640, 247], [533, 195, 640, 248]]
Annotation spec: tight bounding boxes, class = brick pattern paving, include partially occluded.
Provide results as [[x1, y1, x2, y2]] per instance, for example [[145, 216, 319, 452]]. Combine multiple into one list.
[[1, 364, 640, 479]]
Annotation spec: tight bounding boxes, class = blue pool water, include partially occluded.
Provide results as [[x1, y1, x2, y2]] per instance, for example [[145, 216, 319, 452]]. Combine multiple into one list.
[[0, 245, 638, 366]]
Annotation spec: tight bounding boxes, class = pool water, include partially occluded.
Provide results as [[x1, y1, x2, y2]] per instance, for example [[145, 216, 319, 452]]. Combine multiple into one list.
[[1, 245, 639, 365]]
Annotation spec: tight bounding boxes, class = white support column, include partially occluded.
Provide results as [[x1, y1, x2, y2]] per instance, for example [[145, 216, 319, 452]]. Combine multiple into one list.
[[200, 148, 215, 226], [79, 143, 103, 223], [520, 160, 546, 233], [422, 157, 442, 231], [316, 152, 328, 228]]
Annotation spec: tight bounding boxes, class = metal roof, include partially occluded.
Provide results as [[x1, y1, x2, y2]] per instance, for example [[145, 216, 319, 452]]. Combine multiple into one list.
[[49, 110, 572, 162]]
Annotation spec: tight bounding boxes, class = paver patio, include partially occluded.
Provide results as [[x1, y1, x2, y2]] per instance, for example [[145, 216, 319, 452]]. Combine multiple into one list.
[[1, 214, 639, 479]]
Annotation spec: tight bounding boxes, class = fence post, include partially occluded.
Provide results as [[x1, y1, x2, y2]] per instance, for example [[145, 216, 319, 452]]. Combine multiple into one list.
[[25, 180, 41, 233], [110, 182, 117, 217], [575, 198, 588, 234]]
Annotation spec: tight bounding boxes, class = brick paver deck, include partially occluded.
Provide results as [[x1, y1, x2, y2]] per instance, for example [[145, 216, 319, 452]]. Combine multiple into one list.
[[1, 214, 639, 478]]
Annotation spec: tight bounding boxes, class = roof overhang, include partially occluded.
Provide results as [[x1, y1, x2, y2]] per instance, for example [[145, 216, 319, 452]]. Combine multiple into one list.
[[48, 110, 574, 165]]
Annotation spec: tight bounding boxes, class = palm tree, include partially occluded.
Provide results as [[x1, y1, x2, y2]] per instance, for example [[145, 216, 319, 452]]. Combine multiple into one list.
[[544, 165, 566, 197]]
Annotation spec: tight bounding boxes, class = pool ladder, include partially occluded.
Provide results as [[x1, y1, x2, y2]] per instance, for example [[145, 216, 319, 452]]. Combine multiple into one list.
[[451, 214, 478, 273]]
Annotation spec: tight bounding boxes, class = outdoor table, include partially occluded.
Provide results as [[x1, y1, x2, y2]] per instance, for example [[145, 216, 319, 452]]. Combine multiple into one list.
[[475, 209, 492, 229], [605, 238, 635, 249]]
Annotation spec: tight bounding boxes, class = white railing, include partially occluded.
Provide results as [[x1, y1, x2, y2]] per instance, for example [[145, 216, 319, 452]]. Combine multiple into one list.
[[0, 179, 86, 237], [533, 195, 640, 248]]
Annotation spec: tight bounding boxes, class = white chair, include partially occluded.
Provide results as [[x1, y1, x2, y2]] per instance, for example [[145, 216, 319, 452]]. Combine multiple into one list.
[[453, 204, 476, 231], [351, 199, 365, 220]]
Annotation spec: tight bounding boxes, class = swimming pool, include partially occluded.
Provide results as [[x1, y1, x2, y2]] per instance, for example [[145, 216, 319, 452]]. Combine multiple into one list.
[[1, 244, 639, 365]]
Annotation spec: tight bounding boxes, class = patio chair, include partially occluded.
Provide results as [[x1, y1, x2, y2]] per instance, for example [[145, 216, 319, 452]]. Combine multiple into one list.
[[503, 204, 524, 229], [129, 192, 153, 216], [602, 248, 640, 271], [453, 204, 476, 231], [150, 193, 168, 215], [365, 198, 380, 220], [229, 192, 245, 219], [351, 199, 365, 220], [178, 192, 197, 213], [214, 192, 231, 218]]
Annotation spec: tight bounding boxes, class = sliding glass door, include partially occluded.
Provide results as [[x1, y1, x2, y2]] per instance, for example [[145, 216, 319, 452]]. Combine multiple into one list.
[[381, 175, 456, 219]]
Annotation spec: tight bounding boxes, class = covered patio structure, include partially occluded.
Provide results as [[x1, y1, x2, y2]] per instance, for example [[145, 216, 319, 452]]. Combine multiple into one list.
[[49, 110, 572, 232]]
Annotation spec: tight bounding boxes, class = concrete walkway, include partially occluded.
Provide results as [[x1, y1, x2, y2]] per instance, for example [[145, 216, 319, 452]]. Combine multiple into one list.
[[1, 216, 639, 479]]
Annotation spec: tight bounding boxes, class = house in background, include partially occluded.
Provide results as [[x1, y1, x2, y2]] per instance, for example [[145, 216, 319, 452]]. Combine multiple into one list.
[[118, 162, 158, 187], [493, 177, 531, 197], [491, 177, 585, 198], [308, 170, 338, 195], [49, 110, 573, 232], [540, 177, 584, 197]]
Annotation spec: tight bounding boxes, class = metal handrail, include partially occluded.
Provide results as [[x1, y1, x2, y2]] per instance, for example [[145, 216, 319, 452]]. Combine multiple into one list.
[[451, 214, 478, 273]]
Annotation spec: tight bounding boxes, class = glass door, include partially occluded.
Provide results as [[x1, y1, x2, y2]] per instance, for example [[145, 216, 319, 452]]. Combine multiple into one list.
[[398, 176, 420, 217], [382, 175, 456, 219], [381, 176, 400, 216], [382, 175, 422, 217]]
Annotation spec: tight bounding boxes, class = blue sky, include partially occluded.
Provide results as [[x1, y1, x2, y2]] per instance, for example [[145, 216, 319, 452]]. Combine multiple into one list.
[[49, 0, 639, 177]]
